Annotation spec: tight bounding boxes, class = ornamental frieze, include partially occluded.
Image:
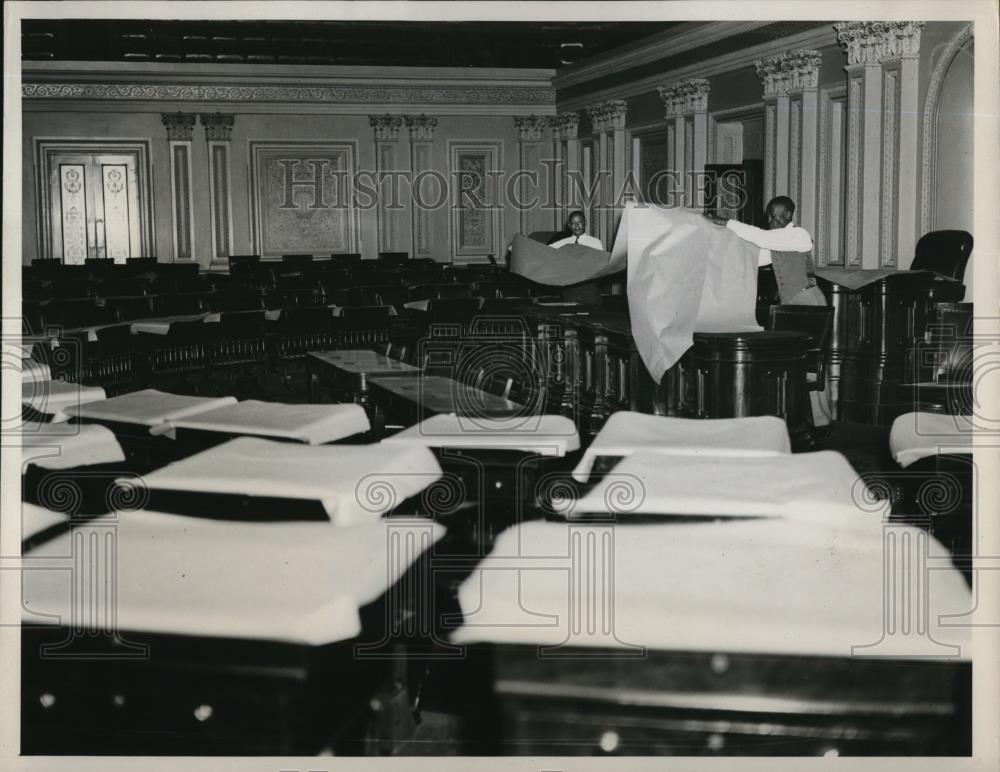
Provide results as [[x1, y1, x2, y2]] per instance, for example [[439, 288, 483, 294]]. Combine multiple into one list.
[[657, 79, 710, 118], [834, 21, 925, 67], [514, 115, 546, 142], [200, 112, 235, 141], [754, 50, 822, 97], [369, 114, 404, 141], [23, 82, 556, 105], [548, 113, 580, 141]]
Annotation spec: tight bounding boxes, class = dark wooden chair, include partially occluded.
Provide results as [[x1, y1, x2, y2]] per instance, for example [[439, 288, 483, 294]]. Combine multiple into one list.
[[768, 304, 835, 390], [899, 302, 973, 416], [911, 230, 973, 282]]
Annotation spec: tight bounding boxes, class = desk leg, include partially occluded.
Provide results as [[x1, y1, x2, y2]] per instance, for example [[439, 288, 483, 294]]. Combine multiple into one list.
[[306, 360, 316, 403]]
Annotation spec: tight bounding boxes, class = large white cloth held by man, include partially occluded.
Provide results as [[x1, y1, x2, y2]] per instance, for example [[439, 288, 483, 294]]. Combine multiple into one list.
[[614, 204, 762, 382], [509, 234, 625, 286]]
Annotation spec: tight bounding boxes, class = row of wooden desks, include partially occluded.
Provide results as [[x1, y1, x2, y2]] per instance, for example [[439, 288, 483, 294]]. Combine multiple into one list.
[[307, 349, 526, 425], [18, 363, 975, 757]]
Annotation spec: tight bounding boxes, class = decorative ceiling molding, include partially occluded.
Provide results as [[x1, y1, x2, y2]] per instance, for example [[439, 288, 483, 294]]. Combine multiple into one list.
[[658, 79, 710, 118], [514, 115, 546, 142], [554, 21, 773, 90], [405, 114, 438, 142], [556, 25, 838, 113], [370, 114, 403, 141], [834, 21, 925, 67], [161, 111, 196, 141], [754, 50, 822, 97], [199, 112, 235, 141], [23, 81, 556, 108]]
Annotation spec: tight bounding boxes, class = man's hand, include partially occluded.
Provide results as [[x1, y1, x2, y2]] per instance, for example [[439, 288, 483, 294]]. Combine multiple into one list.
[[702, 212, 728, 226]]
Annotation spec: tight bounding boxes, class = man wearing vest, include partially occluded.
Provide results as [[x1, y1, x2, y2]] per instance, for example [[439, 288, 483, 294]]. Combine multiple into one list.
[[706, 196, 832, 426]]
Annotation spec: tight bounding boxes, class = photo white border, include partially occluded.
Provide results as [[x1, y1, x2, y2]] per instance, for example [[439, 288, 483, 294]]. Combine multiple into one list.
[[3, 2, 998, 772]]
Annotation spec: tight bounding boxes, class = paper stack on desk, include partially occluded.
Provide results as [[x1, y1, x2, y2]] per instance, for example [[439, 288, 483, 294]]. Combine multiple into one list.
[[572, 412, 791, 481], [63, 389, 237, 429], [382, 414, 580, 456], [889, 411, 976, 468], [133, 436, 443, 525], [21, 505, 444, 646], [20, 422, 125, 470], [22, 379, 107, 422], [569, 449, 876, 521], [449, 515, 971, 659], [167, 400, 371, 444]]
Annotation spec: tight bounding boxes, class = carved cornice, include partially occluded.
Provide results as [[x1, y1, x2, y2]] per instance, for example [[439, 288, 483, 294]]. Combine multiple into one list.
[[548, 113, 580, 141], [370, 114, 403, 141], [585, 100, 628, 134], [834, 21, 925, 67], [754, 50, 822, 97], [657, 79, 710, 119], [23, 82, 556, 106], [586, 104, 608, 133], [405, 114, 438, 141], [161, 111, 196, 141], [514, 114, 546, 142], [199, 112, 235, 141]]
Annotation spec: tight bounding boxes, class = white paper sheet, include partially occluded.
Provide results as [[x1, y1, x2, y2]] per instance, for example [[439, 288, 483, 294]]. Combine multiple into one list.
[[63, 389, 237, 427], [129, 312, 212, 335], [572, 412, 791, 482], [20, 359, 50, 384], [20, 423, 125, 470], [615, 204, 762, 382], [20, 502, 73, 542], [21, 507, 444, 645], [382, 414, 580, 456], [133, 436, 443, 525], [569, 449, 882, 520], [167, 400, 370, 444], [889, 412, 976, 467], [450, 517, 971, 659], [22, 379, 107, 421]]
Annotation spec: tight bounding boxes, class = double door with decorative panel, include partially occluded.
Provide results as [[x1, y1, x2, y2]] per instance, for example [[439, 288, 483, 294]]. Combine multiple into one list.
[[38, 142, 153, 264]]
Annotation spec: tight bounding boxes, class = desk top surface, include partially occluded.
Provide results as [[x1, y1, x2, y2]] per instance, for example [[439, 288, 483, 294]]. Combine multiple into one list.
[[367, 374, 524, 416], [307, 349, 422, 375]]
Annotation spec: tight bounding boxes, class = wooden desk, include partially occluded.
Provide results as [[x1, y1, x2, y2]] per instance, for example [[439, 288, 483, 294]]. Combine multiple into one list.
[[367, 374, 524, 426], [306, 349, 422, 405], [464, 644, 970, 756]]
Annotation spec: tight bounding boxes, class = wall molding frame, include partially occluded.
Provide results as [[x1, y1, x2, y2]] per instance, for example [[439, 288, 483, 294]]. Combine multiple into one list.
[[706, 102, 764, 164], [919, 23, 974, 235], [246, 139, 360, 258], [448, 140, 504, 263], [816, 85, 848, 266]]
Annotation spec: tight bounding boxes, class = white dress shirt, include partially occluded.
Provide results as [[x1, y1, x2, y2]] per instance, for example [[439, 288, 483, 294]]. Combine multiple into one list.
[[549, 233, 604, 251], [725, 220, 813, 267]]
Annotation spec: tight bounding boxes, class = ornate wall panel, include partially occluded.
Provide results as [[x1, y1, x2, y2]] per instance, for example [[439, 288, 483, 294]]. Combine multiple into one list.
[[249, 141, 359, 258], [59, 164, 88, 263], [448, 141, 502, 261]]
